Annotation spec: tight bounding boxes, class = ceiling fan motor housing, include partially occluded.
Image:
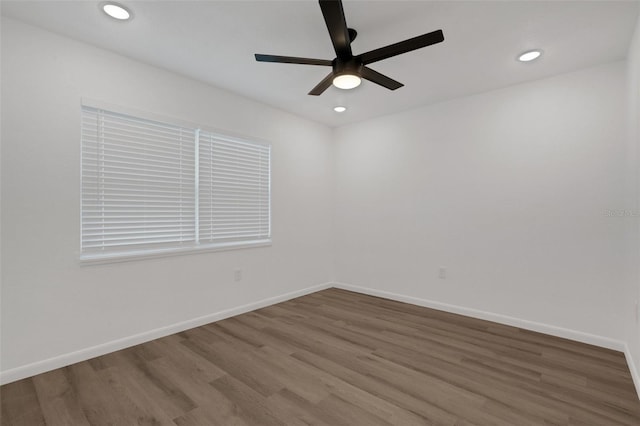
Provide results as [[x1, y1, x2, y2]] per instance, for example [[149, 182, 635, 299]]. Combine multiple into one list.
[[333, 58, 364, 77]]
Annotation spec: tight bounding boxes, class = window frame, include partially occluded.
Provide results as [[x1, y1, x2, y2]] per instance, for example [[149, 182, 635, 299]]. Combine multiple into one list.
[[79, 100, 272, 264]]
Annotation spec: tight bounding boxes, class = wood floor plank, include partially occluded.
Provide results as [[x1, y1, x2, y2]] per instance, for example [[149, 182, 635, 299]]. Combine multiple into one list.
[[181, 338, 286, 398], [2, 288, 640, 425], [317, 393, 393, 426], [216, 317, 301, 355], [108, 349, 197, 418], [259, 347, 432, 426], [372, 345, 572, 424], [31, 369, 90, 426], [95, 365, 177, 425], [0, 378, 46, 426], [266, 389, 336, 426], [291, 348, 461, 425], [150, 353, 250, 426], [210, 375, 286, 426], [172, 406, 249, 426], [150, 335, 227, 383], [65, 361, 153, 425], [252, 346, 331, 404]]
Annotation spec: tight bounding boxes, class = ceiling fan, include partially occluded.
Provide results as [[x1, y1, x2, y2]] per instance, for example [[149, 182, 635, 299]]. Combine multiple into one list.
[[254, 0, 444, 96]]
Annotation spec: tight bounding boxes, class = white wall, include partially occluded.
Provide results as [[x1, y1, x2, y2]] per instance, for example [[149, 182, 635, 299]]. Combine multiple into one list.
[[333, 61, 628, 345], [624, 14, 640, 391], [0, 18, 334, 380]]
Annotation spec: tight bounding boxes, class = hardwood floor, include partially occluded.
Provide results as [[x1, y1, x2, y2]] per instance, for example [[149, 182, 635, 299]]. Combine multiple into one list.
[[2, 288, 640, 425]]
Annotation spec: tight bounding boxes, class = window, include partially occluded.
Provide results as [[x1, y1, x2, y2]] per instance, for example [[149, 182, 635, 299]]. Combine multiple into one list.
[[198, 130, 270, 245], [81, 105, 271, 262]]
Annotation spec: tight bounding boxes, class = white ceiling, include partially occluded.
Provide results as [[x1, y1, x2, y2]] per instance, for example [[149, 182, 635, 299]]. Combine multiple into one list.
[[2, 0, 638, 127]]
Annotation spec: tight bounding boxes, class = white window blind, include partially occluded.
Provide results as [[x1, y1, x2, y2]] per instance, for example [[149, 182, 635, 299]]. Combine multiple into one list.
[[81, 105, 271, 262], [199, 131, 271, 244]]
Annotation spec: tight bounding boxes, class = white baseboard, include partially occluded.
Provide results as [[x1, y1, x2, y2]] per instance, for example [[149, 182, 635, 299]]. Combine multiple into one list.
[[624, 344, 640, 400], [0, 282, 332, 385], [332, 282, 625, 351]]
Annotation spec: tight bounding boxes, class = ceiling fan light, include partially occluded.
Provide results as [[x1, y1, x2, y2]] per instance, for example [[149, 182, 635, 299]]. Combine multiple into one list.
[[333, 74, 361, 90]]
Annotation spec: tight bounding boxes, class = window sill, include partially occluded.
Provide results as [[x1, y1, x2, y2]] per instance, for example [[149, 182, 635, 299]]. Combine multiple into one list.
[[79, 239, 272, 265]]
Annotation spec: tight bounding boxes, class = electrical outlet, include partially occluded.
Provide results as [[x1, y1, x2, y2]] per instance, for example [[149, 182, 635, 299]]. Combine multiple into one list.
[[234, 268, 242, 282], [438, 267, 447, 279]]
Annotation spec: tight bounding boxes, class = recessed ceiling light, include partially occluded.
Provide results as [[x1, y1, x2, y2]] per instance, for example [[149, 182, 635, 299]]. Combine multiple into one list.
[[333, 106, 347, 113], [102, 3, 131, 20], [518, 50, 542, 62], [333, 74, 361, 90]]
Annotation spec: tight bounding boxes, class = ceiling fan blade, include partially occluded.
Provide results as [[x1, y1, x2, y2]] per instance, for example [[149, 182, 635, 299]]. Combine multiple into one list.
[[358, 29, 444, 65], [319, 0, 352, 58], [308, 72, 335, 96], [255, 54, 332, 66], [361, 67, 403, 90]]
